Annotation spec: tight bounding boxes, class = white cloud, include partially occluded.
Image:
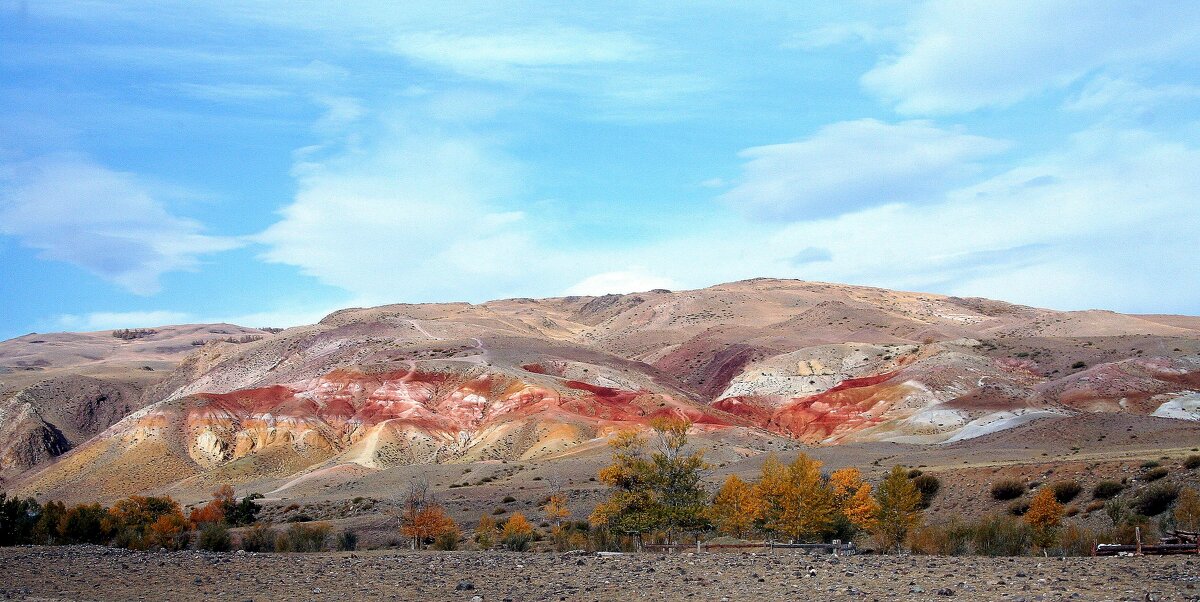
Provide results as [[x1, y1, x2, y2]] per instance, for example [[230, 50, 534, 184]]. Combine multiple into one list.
[[720, 119, 1008, 219], [0, 155, 239, 294], [1064, 75, 1200, 112], [392, 26, 648, 81], [863, 1, 1200, 114], [55, 310, 193, 332], [254, 114, 563, 304], [760, 126, 1200, 312], [564, 269, 678, 296]]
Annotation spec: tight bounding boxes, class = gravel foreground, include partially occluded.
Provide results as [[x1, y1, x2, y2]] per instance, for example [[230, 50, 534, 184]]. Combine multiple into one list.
[[0, 546, 1197, 602]]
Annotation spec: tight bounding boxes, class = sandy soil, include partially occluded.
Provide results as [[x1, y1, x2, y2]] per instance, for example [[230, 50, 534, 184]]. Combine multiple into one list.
[[0, 546, 1196, 601]]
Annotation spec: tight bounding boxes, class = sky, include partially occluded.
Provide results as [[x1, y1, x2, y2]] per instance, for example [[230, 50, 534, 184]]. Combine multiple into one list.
[[1, 1, 1199, 339]]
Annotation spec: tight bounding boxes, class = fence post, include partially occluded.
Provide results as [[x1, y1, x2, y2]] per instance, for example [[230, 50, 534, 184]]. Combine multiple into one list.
[[1135, 527, 1143, 556]]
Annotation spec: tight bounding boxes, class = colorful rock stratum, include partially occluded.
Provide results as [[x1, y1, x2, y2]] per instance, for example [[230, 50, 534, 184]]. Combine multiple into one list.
[[2, 278, 1199, 501]]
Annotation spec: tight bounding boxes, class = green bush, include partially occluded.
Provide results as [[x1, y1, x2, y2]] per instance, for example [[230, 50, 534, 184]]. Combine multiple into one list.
[[970, 514, 1032, 556], [1092, 481, 1124, 500], [1008, 499, 1031, 516], [1184, 455, 1200, 470], [282, 523, 330, 552], [58, 503, 113, 544], [912, 475, 941, 509], [240, 524, 277, 552], [337, 530, 358, 551], [1140, 460, 1161, 469], [991, 480, 1026, 501], [433, 531, 459, 551], [1133, 483, 1179, 516], [1051, 481, 1082, 504], [1142, 467, 1168, 482], [198, 523, 232, 552]]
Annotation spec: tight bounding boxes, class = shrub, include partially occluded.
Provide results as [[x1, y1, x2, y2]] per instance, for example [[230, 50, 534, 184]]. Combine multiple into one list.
[[1071, 361, 1087, 369], [283, 522, 331, 552], [906, 469, 923, 478], [1084, 500, 1105, 513], [1051, 481, 1082, 504], [337, 530, 358, 551], [198, 523, 232, 552], [285, 514, 313, 523], [970, 514, 1032, 556], [502, 496, 516, 504], [501, 512, 535, 551], [1140, 460, 1161, 469], [1184, 455, 1200, 470], [1008, 499, 1031, 516], [1142, 467, 1168, 482], [1058, 523, 1107, 556], [492, 507, 507, 515], [1133, 483, 1179, 516], [58, 503, 113, 544], [432, 528, 460, 551], [908, 520, 972, 556], [911, 475, 941, 509], [1092, 481, 1124, 500], [240, 524, 277, 552], [991, 480, 1026, 501]]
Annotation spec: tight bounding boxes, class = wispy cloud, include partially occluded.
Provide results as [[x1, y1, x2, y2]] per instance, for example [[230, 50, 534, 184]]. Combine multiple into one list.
[[392, 26, 648, 80], [0, 155, 240, 294], [55, 310, 193, 331], [862, 1, 1200, 114], [720, 119, 1009, 220]]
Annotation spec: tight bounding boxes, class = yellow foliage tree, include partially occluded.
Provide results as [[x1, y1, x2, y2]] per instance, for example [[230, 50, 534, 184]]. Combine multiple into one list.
[[401, 505, 458, 550], [872, 465, 923, 553], [1175, 487, 1200, 532], [474, 514, 497, 549], [706, 474, 761, 539], [756, 453, 835, 542], [543, 493, 570, 528], [501, 512, 535, 551], [1025, 487, 1064, 549]]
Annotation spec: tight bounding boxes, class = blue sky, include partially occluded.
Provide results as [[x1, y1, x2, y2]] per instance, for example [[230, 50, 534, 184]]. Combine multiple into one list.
[[2, 1, 1199, 338]]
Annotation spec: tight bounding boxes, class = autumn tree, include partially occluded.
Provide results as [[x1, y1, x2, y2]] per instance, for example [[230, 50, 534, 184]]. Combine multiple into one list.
[[830, 467, 879, 534], [399, 477, 431, 549], [401, 504, 458, 550], [188, 484, 235, 526], [706, 474, 761, 539], [756, 453, 836, 542], [872, 465, 923, 553], [474, 514, 498, 549], [108, 495, 188, 550], [591, 420, 708, 543], [543, 493, 570, 529], [1025, 487, 1064, 549], [58, 503, 113, 544], [1175, 487, 1200, 531], [501, 512, 535, 551]]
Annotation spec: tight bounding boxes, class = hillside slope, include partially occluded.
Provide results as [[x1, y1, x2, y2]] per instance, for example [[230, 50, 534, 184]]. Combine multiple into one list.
[[7, 278, 1200, 501]]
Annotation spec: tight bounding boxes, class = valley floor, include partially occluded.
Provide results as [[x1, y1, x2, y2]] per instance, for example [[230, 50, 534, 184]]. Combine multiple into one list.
[[0, 546, 1196, 601]]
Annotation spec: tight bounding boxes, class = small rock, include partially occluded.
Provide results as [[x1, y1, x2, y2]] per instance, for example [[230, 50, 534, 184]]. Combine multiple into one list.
[[937, 588, 955, 596], [456, 580, 475, 591]]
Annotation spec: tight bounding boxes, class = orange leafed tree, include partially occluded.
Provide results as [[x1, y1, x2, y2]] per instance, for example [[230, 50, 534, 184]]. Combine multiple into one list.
[[756, 453, 835, 542], [501, 512, 535, 551], [403, 503, 458, 549], [1025, 487, 1064, 548], [188, 484, 235, 526], [401, 505, 458, 550], [830, 467, 879, 531], [543, 493, 570, 528], [706, 474, 761, 539]]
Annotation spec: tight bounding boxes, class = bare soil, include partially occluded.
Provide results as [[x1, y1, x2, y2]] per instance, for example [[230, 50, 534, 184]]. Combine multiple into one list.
[[0, 546, 1197, 602]]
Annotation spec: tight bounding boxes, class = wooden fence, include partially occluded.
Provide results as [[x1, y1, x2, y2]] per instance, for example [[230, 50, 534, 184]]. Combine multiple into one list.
[[1093, 529, 1199, 556]]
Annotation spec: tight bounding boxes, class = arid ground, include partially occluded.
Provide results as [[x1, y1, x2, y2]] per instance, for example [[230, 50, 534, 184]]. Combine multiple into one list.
[[1, 546, 1197, 602]]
